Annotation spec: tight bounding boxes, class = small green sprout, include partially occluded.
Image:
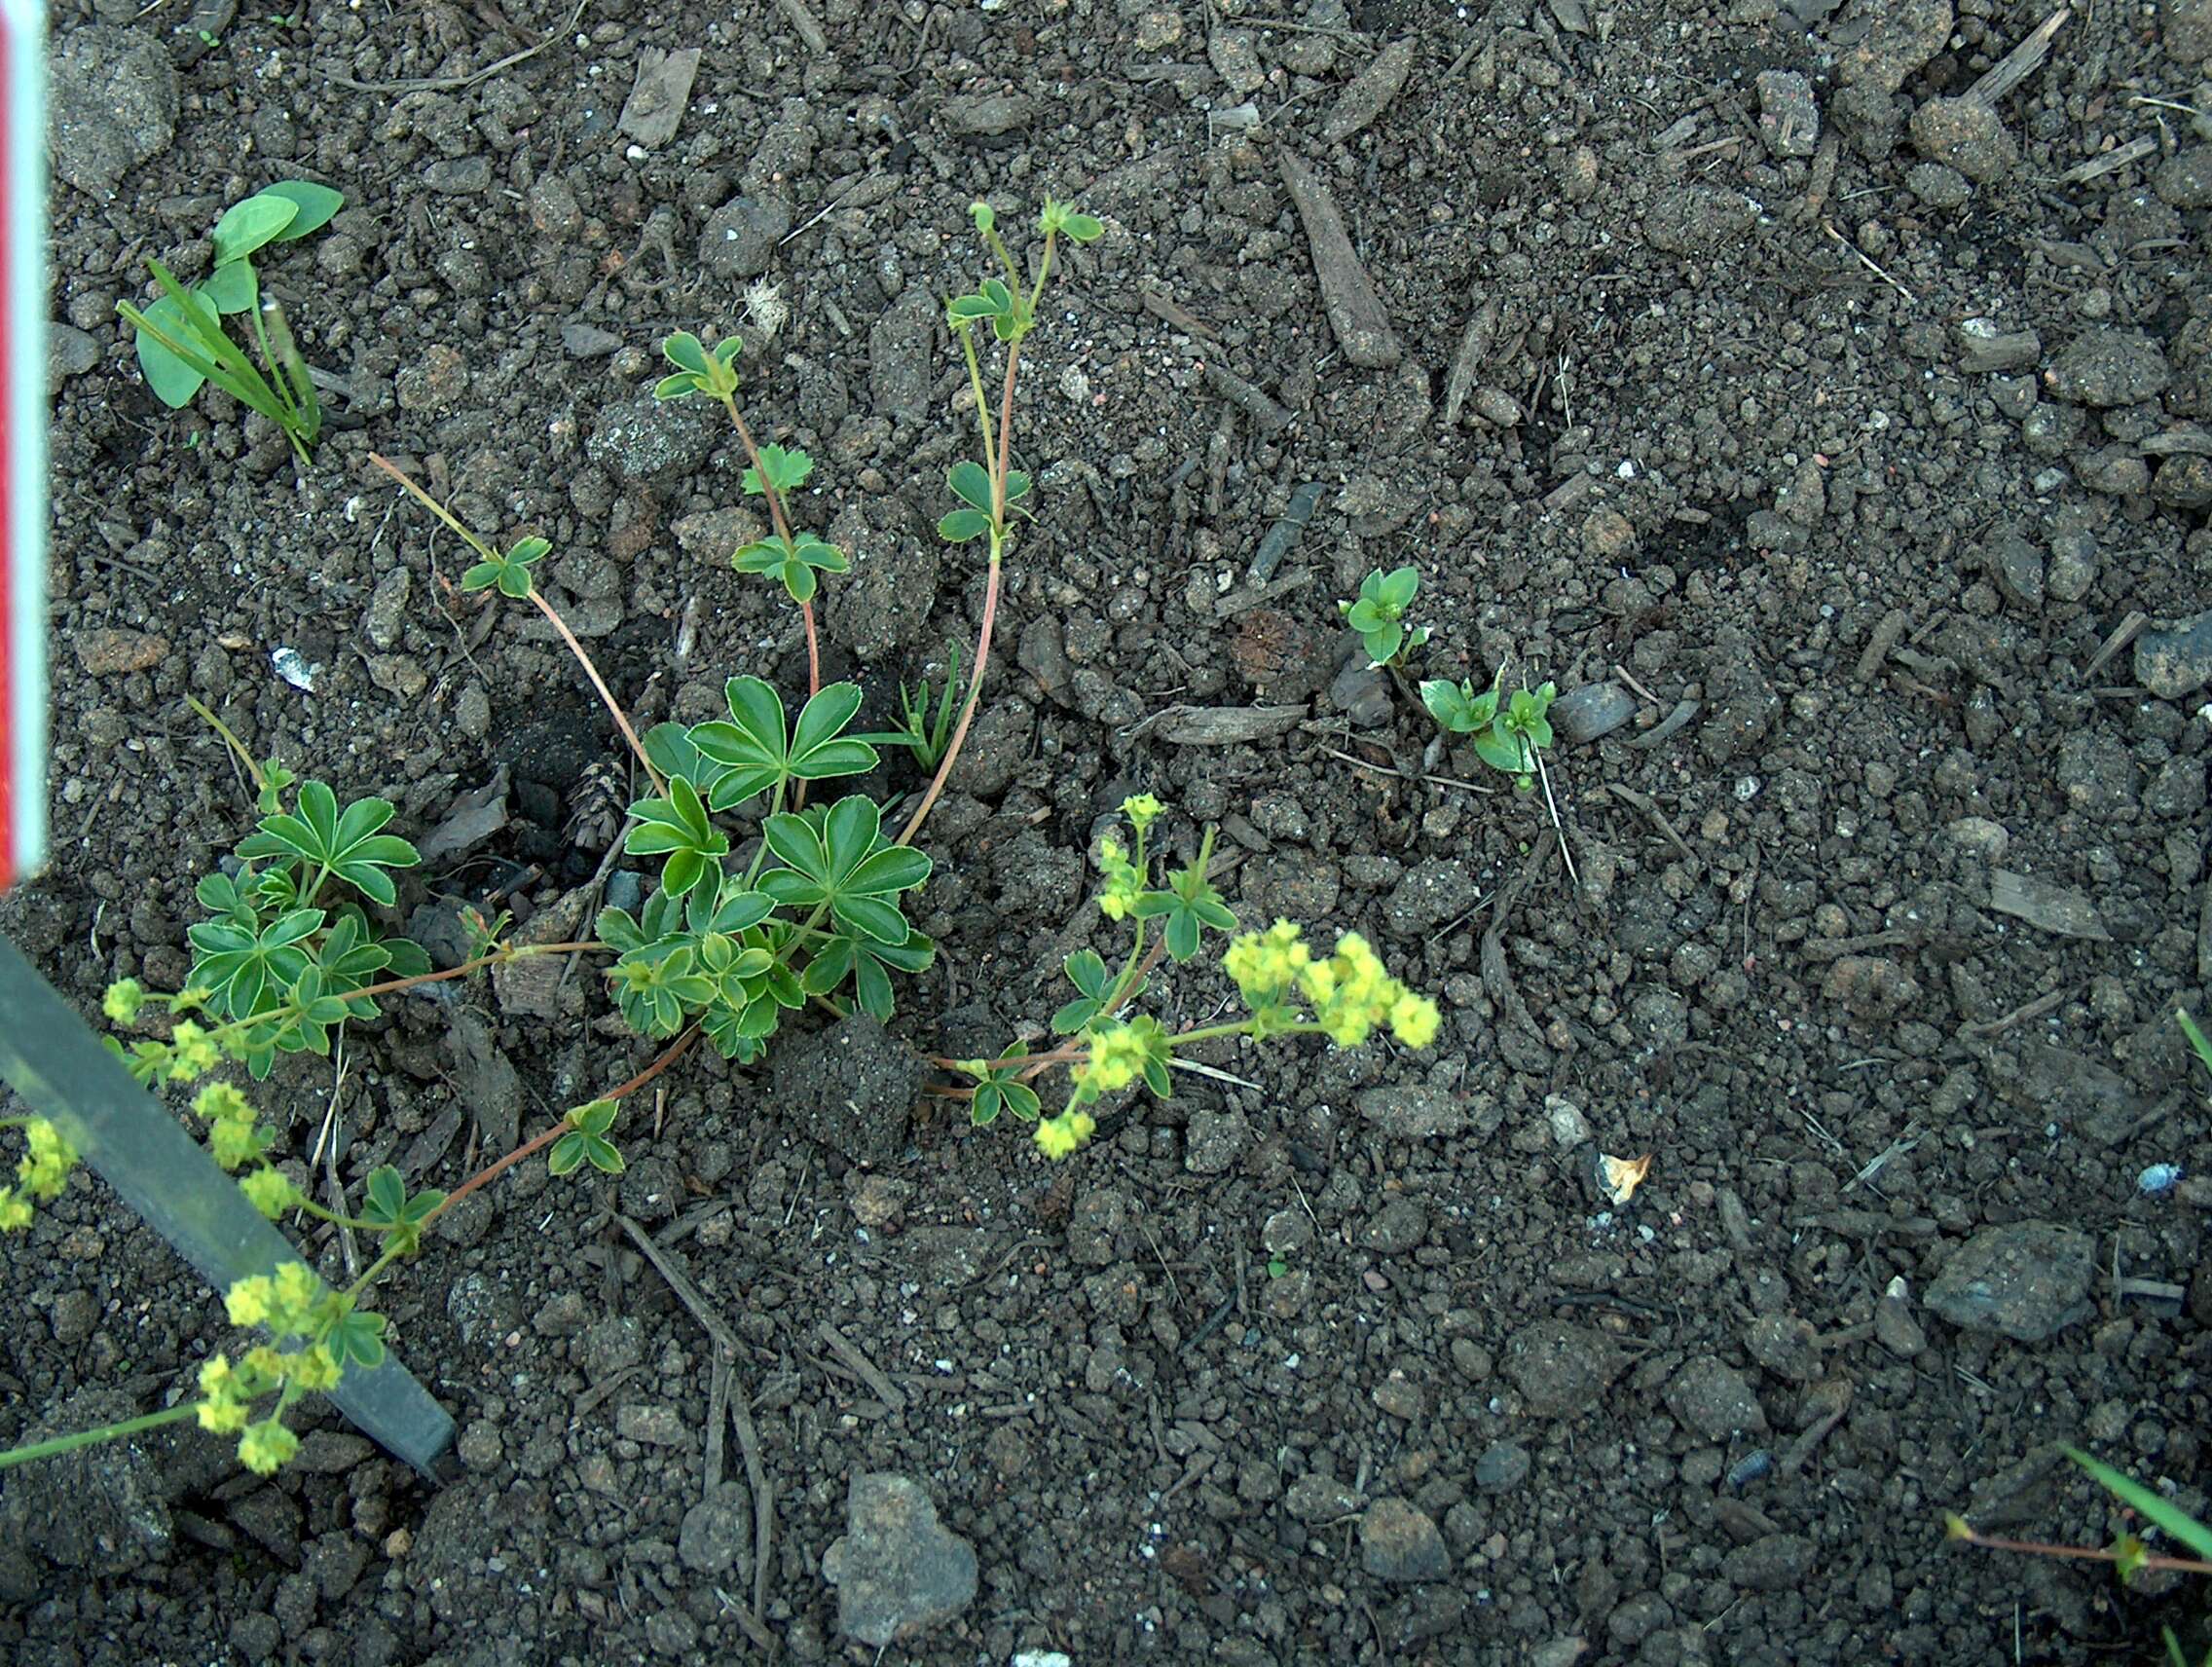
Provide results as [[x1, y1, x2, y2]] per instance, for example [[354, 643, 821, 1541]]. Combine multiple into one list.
[[461, 536, 550, 600], [117, 181, 343, 463], [1340, 567, 1429, 667], [1421, 674, 1557, 792], [548, 1100, 626, 1177], [856, 644, 964, 773]]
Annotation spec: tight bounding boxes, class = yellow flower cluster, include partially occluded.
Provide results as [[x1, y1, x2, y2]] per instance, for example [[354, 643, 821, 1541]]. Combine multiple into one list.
[[1096, 835, 1145, 921], [1224, 921, 1442, 1049], [196, 1347, 325, 1472], [166, 1020, 221, 1082], [1121, 794, 1164, 832], [0, 1119, 80, 1232], [103, 978, 147, 1024], [1072, 1020, 1150, 1096], [225, 1261, 324, 1336], [1034, 1110, 1096, 1159], [193, 1081, 271, 1174]]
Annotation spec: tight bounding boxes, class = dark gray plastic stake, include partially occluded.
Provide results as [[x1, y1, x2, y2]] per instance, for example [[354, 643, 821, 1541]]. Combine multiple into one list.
[[0, 933, 454, 1479]]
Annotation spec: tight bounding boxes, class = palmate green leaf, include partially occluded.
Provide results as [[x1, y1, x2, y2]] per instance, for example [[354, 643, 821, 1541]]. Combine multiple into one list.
[[622, 774, 729, 900], [803, 926, 934, 1020], [187, 907, 324, 1019], [947, 461, 993, 512], [690, 678, 877, 810], [743, 444, 814, 496], [758, 796, 932, 945], [327, 1306, 387, 1369], [938, 507, 991, 543], [237, 781, 421, 908], [642, 722, 731, 799], [1051, 948, 1113, 1034]]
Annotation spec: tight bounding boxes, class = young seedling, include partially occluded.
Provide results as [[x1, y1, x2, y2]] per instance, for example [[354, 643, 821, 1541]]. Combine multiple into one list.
[[899, 195, 1101, 845], [1948, 1446, 2212, 1666], [941, 795, 1441, 1159], [1421, 672, 1557, 793], [654, 330, 842, 697], [116, 181, 344, 463], [856, 643, 964, 773], [1340, 566, 1430, 668]]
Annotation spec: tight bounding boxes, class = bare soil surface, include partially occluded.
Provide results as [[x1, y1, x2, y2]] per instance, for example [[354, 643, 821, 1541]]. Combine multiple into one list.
[[8, 0, 2212, 1662]]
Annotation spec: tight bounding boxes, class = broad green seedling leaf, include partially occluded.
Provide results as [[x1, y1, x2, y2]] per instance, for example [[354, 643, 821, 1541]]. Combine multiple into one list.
[[211, 194, 299, 266], [260, 180, 344, 241], [460, 535, 548, 599]]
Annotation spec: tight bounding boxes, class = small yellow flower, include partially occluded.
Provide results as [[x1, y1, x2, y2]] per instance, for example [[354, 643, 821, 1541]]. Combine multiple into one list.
[[166, 1021, 219, 1082], [197, 1395, 250, 1434], [1034, 1110, 1096, 1159], [270, 1263, 322, 1333], [240, 1167, 296, 1220], [1389, 992, 1441, 1049], [289, 1345, 343, 1392], [1121, 794, 1165, 832], [0, 1189, 32, 1232], [237, 1418, 299, 1476], [192, 1083, 253, 1123], [209, 1117, 263, 1171], [242, 1345, 287, 1382], [102, 979, 147, 1024], [1096, 835, 1145, 921], [225, 1276, 274, 1328]]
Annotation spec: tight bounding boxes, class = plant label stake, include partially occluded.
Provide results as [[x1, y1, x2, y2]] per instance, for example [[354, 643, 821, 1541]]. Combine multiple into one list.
[[0, 936, 458, 1477], [0, 0, 46, 892]]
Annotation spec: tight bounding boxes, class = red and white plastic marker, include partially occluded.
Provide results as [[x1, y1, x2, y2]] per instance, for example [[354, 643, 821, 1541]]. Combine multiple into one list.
[[0, 0, 45, 893]]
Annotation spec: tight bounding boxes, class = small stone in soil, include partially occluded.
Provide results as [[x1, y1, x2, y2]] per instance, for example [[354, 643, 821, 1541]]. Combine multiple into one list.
[[48, 27, 178, 200], [1909, 96, 2016, 182], [769, 1013, 925, 1165], [1357, 1085, 1466, 1140], [1926, 1220, 2097, 1341], [1665, 1355, 1770, 1439], [1474, 1441, 1532, 1491], [1284, 1471, 1362, 1523], [1503, 1319, 1625, 1417], [1360, 1498, 1451, 1581], [1742, 1314, 1821, 1383], [1184, 1107, 1249, 1174], [821, 1474, 978, 1648], [1360, 1198, 1428, 1254], [1875, 1276, 1928, 1356], [678, 1482, 752, 1575], [2045, 327, 2172, 407], [74, 628, 168, 676], [1550, 682, 1637, 744], [2134, 605, 2212, 697]]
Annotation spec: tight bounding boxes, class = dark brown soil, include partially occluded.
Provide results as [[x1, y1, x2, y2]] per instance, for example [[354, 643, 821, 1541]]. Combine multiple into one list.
[[8, 0, 2212, 1662]]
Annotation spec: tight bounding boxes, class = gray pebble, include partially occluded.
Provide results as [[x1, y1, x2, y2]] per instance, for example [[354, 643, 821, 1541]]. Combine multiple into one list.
[[1550, 682, 1637, 744], [1755, 71, 1820, 158], [424, 155, 493, 195], [49, 324, 101, 381], [1926, 1220, 2097, 1342], [698, 195, 791, 280], [1665, 1355, 1769, 1439], [1360, 1198, 1428, 1254], [1503, 1319, 1625, 1417], [1474, 1441, 1532, 1491], [2155, 146, 2212, 206], [2046, 327, 2172, 406], [1184, 1107, 1249, 1175], [1953, 320, 2040, 374], [562, 322, 624, 357], [1356, 1085, 1466, 1140], [1361, 1499, 1451, 1581], [1910, 97, 2017, 183], [48, 28, 177, 200], [1642, 185, 1757, 254], [1905, 162, 1972, 208], [678, 1483, 753, 1575], [2135, 606, 2212, 697]]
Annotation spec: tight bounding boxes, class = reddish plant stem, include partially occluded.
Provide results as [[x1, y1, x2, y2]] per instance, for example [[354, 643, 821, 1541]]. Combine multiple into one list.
[[719, 397, 820, 699], [1954, 1528, 2212, 1576], [922, 934, 1167, 1093], [899, 344, 1024, 848], [344, 943, 603, 1006], [423, 1027, 698, 1229], [529, 589, 666, 795]]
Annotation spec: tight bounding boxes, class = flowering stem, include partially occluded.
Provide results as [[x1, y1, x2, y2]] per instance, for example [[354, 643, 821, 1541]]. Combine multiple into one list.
[[0, 1403, 200, 1470]]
